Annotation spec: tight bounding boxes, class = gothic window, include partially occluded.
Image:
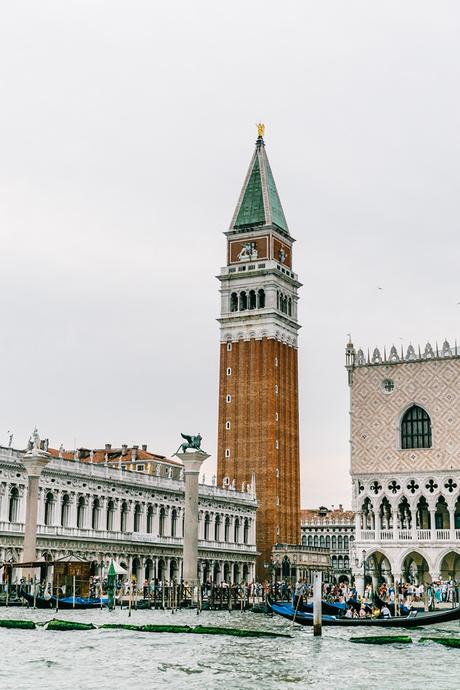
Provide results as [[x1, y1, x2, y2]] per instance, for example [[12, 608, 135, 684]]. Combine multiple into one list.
[[120, 501, 128, 532], [344, 556, 349, 568], [243, 518, 249, 544], [239, 291, 247, 311], [338, 535, 343, 551], [258, 289, 265, 308], [171, 508, 177, 537], [8, 487, 19, 523], [234, 518, 240, 543], [159, 506, 165, 536], [146, 506, 153, 533], [133, 504, 142, 532], [230, 292, 238, 312], [224, 516, 230, 541], [302, 535, 307, 546], [92, 498, 100, 530], [44, 492, 54, 526], [343, 536, 349, 550], [77, 496, 86, 528], [249, 290, 256, 309], [320, 535, 325, 548], [401, 405, 432, 449], [106, 499, 115, 531], [326, 535, 330, 548], [204, 513, 210, 540], [61, 494, 70, 527], [313, 535, 319, 547], [307, 535, 313, 546], [332, 535, 337, 550], [215, 515, 221, 541]]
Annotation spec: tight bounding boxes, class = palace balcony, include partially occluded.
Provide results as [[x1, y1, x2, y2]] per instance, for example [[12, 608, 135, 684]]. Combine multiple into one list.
[[360, 528, 460, 542]]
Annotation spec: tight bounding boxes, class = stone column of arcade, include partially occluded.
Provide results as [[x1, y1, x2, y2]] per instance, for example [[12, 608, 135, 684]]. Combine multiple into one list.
[[22, 429, 51, 578], [174, 433, 209, 604]]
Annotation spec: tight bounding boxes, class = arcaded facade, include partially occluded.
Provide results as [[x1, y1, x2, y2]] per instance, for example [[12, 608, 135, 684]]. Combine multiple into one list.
[[0, 445, 257, 585]]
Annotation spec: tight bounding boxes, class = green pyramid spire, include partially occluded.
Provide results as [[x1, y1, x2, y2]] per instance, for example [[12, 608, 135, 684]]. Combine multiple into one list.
[[230, 128, 289, 235]]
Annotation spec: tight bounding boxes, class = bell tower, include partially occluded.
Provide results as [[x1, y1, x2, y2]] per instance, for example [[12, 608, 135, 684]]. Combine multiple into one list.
[[217, 125, 301, 577]]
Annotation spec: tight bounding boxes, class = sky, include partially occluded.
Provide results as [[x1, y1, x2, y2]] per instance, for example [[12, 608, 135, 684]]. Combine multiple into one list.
[[1, 1, 460, 509]]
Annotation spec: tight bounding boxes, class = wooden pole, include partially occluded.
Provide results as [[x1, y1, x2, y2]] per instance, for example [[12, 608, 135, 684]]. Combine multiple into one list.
[[72, 575, 76, 608], [128, 582, 133, 617], [313, 571, 322, 637]]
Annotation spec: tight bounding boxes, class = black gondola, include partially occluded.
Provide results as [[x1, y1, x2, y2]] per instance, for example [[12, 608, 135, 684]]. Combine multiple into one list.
[[267, 596, 460, 628]]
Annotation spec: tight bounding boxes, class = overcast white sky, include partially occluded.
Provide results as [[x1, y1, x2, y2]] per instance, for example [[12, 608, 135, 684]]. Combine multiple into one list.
[[1, 1, 459, 509]]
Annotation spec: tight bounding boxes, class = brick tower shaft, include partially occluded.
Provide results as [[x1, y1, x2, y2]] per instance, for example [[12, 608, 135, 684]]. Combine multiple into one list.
[[216, 127, 301, 579]]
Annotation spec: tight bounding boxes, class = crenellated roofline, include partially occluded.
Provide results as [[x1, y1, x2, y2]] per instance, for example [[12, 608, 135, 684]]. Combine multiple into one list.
[[346, 338, 460, 368]]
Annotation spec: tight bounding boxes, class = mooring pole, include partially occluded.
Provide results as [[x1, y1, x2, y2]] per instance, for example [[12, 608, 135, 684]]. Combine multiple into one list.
[[313, 571, 322, 637]]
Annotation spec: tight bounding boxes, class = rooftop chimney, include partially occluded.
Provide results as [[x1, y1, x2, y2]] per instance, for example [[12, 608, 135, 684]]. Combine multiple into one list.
[[121, 444, 128, 456], [105, 443, 111, 451], [338, 504, 343, 511], [141, 444, 147, 451]]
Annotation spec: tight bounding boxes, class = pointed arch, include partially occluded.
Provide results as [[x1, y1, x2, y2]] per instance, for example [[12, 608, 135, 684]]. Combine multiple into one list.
[[400, 404, 432, 449]]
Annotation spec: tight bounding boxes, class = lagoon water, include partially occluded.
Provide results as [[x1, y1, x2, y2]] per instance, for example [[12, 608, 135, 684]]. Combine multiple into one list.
[[0, 606, 458, 690]]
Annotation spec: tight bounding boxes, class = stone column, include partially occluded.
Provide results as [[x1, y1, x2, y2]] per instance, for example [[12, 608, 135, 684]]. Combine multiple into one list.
[[176, 451, 209, 596], [448, 505, 456, 541], [429, 509, 437, 541], [22, 435, 51, 568]]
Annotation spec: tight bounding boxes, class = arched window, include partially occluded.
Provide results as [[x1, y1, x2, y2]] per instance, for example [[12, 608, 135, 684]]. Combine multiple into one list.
[[401, 405, 432, 449], [120, 501, 128, 532], [307, 535, 313, 547], [8, 487, 19, 523], [249, 290, 256, 309], [326, 535, 331, 548], [332, 555, 337, 568], [343, 536, 349, 550], [224, 516, 230, 542], [159, 507, 165, 536], [230, 292, 238, 312], [320, 535, 325, 548], [77, 496, 85, 528], [215, 515, 221, 541], [338, 535, 343, 551], [344, 556, 349, 568], [239, 291, 247, 311], [243, 518, 249, 544], [44, 492, 54, 526], [61, 494, 70, 527], [134, 504, 142, 532], [258, 289, 265, 308], [146, 506, 153, 533], [332, 535, 337, 550], [106, 499, 115, 531], [313, 535, 319, 547], [171, 508, 177, 537], [288, 298, 292, 316], [91, 498, 100, 530], [204, 513, 210, 540], [301, 535, 307, 546], [234, 518, 240, 543]]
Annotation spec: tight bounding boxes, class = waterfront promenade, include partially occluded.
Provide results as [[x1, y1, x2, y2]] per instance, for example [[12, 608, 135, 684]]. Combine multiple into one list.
[[0, 606, 458, 690]]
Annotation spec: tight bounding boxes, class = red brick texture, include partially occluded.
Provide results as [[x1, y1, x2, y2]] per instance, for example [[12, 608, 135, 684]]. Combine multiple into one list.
[[217, 338, 300, 579]]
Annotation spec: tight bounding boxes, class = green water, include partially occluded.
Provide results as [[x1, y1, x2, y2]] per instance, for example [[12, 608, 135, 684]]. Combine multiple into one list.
[[0, 607, 458, 689]]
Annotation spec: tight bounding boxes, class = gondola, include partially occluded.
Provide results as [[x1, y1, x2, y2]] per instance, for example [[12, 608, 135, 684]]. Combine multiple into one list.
[[267, 596, 460, 628], [20, 589, 108, 610], [296, 599, 347, 617]]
